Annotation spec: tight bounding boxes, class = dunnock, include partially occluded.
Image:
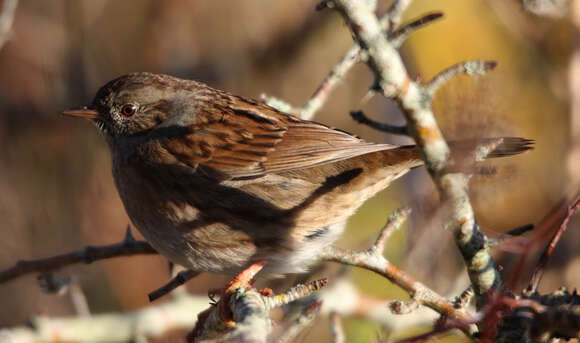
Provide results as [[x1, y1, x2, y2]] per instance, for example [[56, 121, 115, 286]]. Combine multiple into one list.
[[63, 72, 532, 277]]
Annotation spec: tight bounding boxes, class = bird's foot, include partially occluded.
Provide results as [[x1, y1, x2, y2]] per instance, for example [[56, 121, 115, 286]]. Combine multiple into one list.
[[217, 260, 268, 328]]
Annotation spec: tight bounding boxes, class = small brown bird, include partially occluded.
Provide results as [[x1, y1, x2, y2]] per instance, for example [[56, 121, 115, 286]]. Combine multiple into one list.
[[63, 72, 531, 278]]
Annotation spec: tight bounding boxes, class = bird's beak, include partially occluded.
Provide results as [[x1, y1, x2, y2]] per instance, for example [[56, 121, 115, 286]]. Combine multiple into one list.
[[61, 106, 99, 119]]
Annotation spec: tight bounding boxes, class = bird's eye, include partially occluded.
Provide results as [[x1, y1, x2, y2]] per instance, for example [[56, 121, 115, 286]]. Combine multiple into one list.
[[120, 104, 137, 117]]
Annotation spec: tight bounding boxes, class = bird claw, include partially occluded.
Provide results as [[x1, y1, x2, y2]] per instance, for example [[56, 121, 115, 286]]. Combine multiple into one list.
[[217, 261, 269, 328]]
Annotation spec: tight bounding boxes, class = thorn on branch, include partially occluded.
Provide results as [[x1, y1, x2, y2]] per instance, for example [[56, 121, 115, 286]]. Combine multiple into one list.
[[350, 110, 409, 136], [390, 12, 444, 48], [123, 225, 136, 244]]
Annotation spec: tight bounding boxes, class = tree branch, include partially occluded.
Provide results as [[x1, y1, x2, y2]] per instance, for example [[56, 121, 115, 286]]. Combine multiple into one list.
[[320, 208, 472, 323], [331, 0, 504, 308], [0, 227, 157, 284], [264, 0, 421, 120], [148, 269, 201, 302]]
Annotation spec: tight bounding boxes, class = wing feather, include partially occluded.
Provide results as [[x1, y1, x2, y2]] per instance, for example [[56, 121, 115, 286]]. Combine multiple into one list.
[[159, 93, 395, 179]]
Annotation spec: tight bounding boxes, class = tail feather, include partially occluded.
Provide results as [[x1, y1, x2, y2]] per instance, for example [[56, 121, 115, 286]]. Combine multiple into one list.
[[485, 137, 534, 158]]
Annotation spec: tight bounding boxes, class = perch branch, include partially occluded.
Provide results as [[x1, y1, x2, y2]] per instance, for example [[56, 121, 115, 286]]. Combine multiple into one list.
[[192, 279, 328, 342]]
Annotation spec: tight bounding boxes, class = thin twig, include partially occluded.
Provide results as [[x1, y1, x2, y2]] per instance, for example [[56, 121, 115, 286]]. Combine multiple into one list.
[[350, 110, 409, 135], [526, 197, 580, 293], [0, 226, 157, 284], [0, 0, 18, 51], [264, 278, 328, 309], [372, 207, 412, 254], [299, 44, 362, 119], [390, 12, 444, 48], [264, 0, 417, 120], [148, 269, 201, 302]]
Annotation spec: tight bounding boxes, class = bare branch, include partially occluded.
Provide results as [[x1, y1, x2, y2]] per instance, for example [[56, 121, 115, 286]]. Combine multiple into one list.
[[425, 60, 498, 98], [192, 279, 327, 342], [263, 278, 327, 309], [390, 12, 444, 48], [350, 110, 409, 136], [320, 209, 471, 322], [319, 278, 438, 329], [526, 197, 580, 293], [148, 269, 201, 302], [0, 227, 157, 284], [299, 44, 362, 119], [371, 207, 411, 254], [331, 0, 504, 308], [266, 0, 423, 120], [0, 293, 208, 343]]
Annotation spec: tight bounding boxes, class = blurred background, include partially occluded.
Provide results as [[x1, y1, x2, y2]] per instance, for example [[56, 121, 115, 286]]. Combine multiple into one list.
[[0, 0, 577, 341]]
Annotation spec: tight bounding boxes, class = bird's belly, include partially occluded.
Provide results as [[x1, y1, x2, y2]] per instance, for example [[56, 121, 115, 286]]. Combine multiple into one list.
[[113, 167, 257, 273]]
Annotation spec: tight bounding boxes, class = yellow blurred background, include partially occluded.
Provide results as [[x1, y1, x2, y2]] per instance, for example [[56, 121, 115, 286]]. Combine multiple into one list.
[[0, 0, 576, 341]]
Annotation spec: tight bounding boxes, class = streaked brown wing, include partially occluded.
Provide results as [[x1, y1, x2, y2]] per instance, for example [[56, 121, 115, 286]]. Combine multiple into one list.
[[161, 95, 394, 179]]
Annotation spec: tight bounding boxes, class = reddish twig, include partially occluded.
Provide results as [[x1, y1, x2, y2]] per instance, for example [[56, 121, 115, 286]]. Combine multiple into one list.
[[526, 197, 580, 293], [505, 199, 570, 290], [0, 227, 157, 284]]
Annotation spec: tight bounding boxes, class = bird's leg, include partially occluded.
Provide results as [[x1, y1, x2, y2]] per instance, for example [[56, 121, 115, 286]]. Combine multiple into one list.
[[218, 260, 268, 328]]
